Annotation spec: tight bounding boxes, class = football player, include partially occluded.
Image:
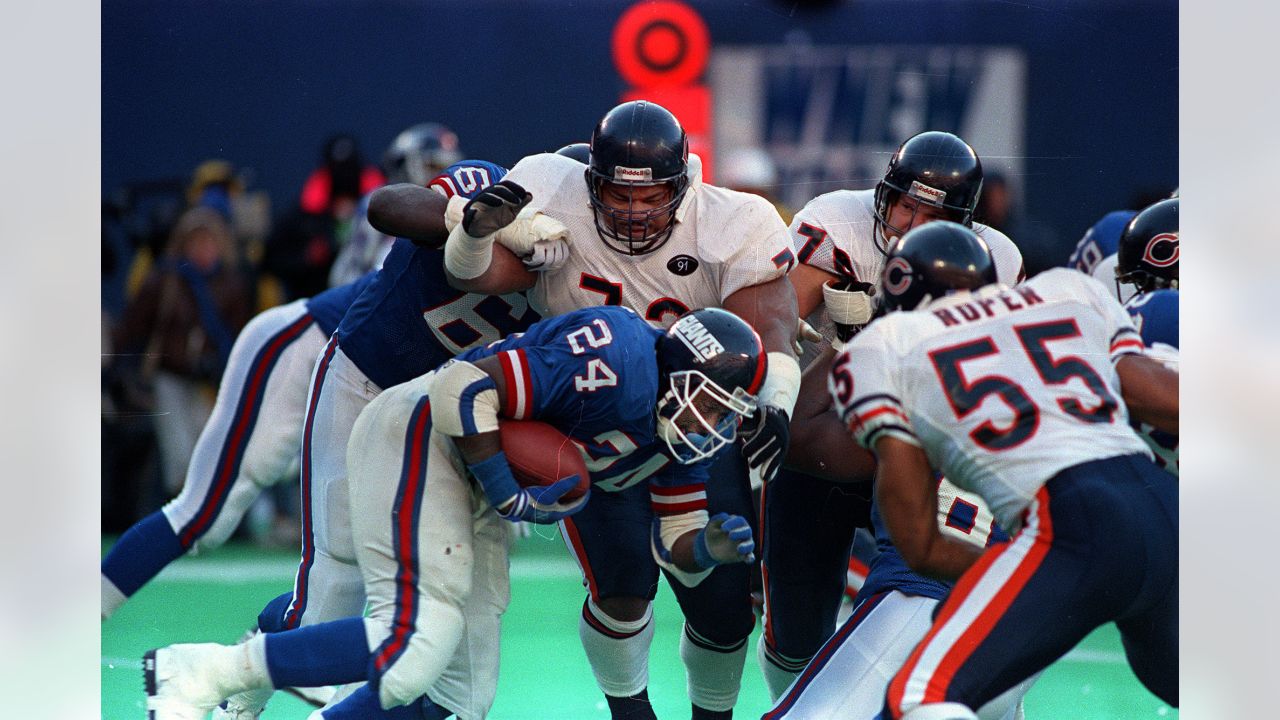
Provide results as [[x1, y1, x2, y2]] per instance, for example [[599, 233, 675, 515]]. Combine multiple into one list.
[[144, 306, 761, 720], [757, 131, 1025, 700], [1064, 209, 1138, 303], [828, 222, 1178, 719], [101, 270, 376, 621], [439, 100, 800, 720], [327, 123, 473, 287], [212, 160, 541, 718]]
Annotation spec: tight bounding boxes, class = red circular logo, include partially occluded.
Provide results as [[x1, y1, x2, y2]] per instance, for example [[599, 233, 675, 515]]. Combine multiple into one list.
[[612, 1, 710, 87], [883, 257, 914, 296], [1143, 232, 1179, 268]]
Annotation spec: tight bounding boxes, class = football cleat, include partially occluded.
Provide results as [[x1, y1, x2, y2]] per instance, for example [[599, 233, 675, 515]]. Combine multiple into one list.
[[144, 645, 234, 720]]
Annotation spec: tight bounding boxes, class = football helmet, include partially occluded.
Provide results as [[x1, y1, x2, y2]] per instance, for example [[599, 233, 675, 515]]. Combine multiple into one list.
[[586, 100, 690, 255], [382, 123, 463, 186], [873, 131, 984, 254], [880, 221, 997, 313], [555, 142, 591, 164], [655, 309, 763, 464], [1116, 198, 1179, 294]]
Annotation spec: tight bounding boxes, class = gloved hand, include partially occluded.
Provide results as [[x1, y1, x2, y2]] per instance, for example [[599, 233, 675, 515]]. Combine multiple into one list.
[[521, 238, 570, 272], [468, 451, 589, 524], [740, 405, 790, 484], [461, 180, 531, 239], [495, 205, 571, 256], [692, 512, 756, 569], [498, 476, 590, 524]]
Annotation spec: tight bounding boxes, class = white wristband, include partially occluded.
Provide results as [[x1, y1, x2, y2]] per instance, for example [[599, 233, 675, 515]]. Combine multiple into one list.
[[758, 351, 801, 417], [444, 223, 496, 280]]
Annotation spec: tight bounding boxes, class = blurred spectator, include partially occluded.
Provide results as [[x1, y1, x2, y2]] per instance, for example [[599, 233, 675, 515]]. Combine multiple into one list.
[[974, 172, 1062, 277], [719, 146, 794, 224], [264, 133, 383, 300], [329, 123, 462, 287], [113, 207, 254, 495]]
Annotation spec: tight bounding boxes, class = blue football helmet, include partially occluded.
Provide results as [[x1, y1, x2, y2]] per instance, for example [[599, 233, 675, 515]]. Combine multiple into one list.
[[655, 309, 763, 463]]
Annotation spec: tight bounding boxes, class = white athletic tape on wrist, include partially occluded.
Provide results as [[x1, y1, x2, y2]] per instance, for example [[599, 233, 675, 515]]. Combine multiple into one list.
[[758, 352, 801, 417], [444, 223, 496, 280], [443, 194, 469, 232], [823, 281, 876, 326]]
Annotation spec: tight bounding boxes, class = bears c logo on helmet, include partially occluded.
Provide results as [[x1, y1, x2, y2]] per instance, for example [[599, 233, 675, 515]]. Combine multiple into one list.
[[883, 256, 914, 297], [1143, 232, 1179, 268]]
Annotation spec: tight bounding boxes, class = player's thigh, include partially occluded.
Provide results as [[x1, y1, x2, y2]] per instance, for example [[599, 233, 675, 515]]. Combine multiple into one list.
[[761, 468, 870, 654], [306, 344, 379, 564], [887, 524, 1109, 714], [429, 508, 513, 719], [767, 591, 934, 719], [1115, 586, 1178, 706], [560, 481, 659, 602]]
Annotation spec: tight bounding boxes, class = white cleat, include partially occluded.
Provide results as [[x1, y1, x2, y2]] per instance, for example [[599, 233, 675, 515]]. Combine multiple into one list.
[[143, 645, 233, 720]]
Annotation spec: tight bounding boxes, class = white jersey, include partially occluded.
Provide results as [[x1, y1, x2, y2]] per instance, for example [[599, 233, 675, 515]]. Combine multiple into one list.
[[830, 268, 1152, 532], [504, 152, 793, 326], [792, 188, 1023, 293]]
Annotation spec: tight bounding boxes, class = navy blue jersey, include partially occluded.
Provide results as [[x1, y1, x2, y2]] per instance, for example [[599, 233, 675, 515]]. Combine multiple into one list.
[[305, 271, 377, 337], [456, 306, 707, 498], [336, 240, 539, 390], [1066, 209, 1137, 275], [333, 159, 535, 390], [1125, 289, 1179, 350], [1124, 289, 1179, 475]]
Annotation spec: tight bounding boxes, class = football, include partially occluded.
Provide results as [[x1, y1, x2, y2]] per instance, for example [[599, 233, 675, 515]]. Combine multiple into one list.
[[499, 420, 591, 501]]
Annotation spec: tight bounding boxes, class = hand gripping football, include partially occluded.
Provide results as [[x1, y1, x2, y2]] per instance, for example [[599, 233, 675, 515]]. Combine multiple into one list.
[[498, 420, 590, 501]]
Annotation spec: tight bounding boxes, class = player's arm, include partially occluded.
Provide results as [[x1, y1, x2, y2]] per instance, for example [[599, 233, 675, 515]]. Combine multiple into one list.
[[650, 476, 755, 588], [873, 436, 983, 581], [366, 183, 451, 246], [724, 276, 803, 483], [791, 262, 838, 319], [784, 346, 878, 483], [430, 355, 585, 523], [442, 180, 539, 294], [1116, 354, 1179, 434]]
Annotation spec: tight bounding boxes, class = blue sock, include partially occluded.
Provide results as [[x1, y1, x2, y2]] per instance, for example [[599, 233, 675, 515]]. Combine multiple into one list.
[[419, 695, 454, 719], [257, 590, 296, 634], [320, 684, 435, 719], [101, 510, 186, 596], [264, 617, 371, 688]]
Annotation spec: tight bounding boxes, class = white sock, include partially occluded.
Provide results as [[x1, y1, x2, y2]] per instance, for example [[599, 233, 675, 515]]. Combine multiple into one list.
[[756, 633, 808, 702], [680, 624, 748, 712], [102, 575, 127, 621], [221, 633, 272, 693], [578, 599, 654, 697]]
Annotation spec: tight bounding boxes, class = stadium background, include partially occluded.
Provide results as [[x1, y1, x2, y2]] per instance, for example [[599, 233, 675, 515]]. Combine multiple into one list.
[[101, 1, 1178, 718]]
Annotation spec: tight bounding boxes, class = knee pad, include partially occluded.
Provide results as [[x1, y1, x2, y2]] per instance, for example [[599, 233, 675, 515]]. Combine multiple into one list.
[[901, 701, 979, 720]]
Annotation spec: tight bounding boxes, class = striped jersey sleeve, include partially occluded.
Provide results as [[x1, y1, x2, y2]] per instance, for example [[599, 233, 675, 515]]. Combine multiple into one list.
[[829, 326, 920, 450], [648, 462, 710, 517]]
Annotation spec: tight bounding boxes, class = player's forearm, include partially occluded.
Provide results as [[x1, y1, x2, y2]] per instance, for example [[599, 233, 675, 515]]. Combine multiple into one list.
[[902, 534, 984, 582], [367, 183, 449, 244], [785, 410, 877, 483], [1117, 354, 1179, 434], [725, 277, 800, 359], [668, 530, 705, 574], [443, 236, 537, 294]]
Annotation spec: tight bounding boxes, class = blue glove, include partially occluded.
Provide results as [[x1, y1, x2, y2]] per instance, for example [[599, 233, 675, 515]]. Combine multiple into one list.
[[467, 451, 589, 524], [692, 512, 756, 569], [741, 405, 790, 484]]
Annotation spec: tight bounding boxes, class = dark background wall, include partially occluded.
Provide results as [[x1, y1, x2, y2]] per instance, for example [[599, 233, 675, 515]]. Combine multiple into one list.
[[102, 0, 1177, 255]]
